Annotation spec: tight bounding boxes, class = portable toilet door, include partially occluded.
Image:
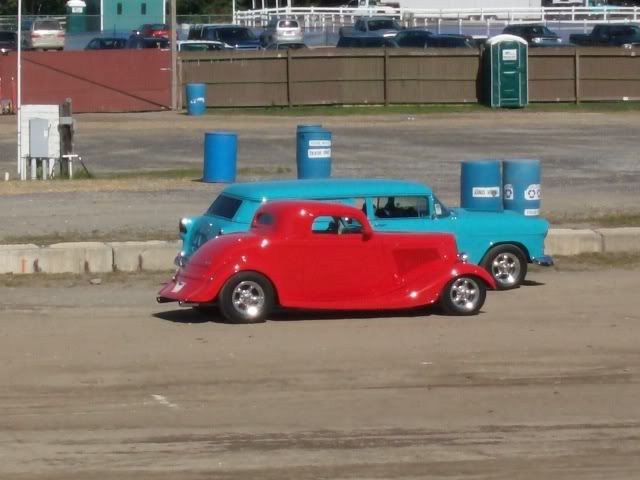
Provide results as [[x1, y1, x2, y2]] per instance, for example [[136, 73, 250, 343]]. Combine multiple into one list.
[[484, 34, 528, 108]]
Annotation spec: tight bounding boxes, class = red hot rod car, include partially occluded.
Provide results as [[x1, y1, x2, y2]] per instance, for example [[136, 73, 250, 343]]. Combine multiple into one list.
[[157, 201, 496, 323]]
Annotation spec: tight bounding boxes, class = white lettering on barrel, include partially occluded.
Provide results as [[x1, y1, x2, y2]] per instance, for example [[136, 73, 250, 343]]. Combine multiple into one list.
[[308, 148, 331, 159], [472, 186, 500, 198], [309, 140, 331, 147]]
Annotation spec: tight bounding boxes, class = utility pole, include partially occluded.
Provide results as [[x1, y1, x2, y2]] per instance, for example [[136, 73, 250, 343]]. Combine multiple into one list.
[[170, 0, 178, 110]]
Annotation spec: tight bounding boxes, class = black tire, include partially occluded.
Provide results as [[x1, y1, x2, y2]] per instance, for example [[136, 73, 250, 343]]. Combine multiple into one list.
[[219, 272, 274, 324], [440, 275, 486, 316], [480, 245, 527, 290]]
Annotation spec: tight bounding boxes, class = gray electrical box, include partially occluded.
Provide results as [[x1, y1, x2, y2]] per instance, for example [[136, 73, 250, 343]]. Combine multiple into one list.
[[29, 118, 50, 158]]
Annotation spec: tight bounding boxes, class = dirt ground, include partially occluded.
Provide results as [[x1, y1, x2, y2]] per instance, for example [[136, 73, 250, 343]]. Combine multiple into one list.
[[0, 109, 639, 243], [1, 265, 639, 479]]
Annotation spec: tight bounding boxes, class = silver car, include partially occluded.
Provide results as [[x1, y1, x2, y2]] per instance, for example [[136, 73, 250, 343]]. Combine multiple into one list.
[[22, 19, 65, 51], [260, 18, 303, 46]]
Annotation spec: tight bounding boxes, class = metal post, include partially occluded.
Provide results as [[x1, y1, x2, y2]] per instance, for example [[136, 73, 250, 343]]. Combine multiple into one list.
[[17, 0, 24, 180], [170, 0, 177, 110]]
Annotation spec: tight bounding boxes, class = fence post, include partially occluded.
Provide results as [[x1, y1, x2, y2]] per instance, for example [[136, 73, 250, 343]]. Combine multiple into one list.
[[384, 48, 389, 107], [178, 58, 183, 110], [574, 49, 580, 105], [287, 48, 293, 107]]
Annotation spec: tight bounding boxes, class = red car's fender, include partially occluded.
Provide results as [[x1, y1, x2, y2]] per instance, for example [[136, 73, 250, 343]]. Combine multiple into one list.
[[447, 262, 496, 290]]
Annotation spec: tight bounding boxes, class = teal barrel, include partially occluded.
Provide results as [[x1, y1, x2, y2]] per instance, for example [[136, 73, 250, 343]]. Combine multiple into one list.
[[460, 160, 503, 211], [502, 159, 541, 216], [186, 83, 206, 116], [296, 124, 332, 179], [203, 132, 237, 183]]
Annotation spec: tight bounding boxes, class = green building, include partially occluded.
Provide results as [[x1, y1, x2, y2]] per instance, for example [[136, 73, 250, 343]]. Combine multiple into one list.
[[85, 0, 166, 33]]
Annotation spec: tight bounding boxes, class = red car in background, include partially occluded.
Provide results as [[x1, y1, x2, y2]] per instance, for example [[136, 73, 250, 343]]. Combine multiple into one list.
[[157, 201, 495, 323], [138, 23, 169, 38]]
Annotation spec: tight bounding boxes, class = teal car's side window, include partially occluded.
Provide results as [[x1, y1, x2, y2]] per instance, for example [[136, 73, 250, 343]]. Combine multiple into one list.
[[373, 196, 430, 219]]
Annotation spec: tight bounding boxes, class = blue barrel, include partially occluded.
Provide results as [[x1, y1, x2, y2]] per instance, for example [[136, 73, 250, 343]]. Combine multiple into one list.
[[502, 159, 541, 216], [296, 124, 332, 179], [186, 83, 206, 116], [203, 131, 237, 183], [460, 160, 503, 211]]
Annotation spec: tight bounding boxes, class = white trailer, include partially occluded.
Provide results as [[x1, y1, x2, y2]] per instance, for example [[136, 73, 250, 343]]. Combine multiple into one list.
[[381, 0, 543, 20], [388, 0, 541, 7]]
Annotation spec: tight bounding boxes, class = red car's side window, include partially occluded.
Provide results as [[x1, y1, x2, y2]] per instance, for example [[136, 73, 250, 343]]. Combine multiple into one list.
[[311, 216, 364, 235]]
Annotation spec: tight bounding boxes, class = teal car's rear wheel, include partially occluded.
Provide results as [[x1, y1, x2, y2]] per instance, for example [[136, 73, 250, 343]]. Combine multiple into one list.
[[219, 272, 275, 324], [481, 245, 527, 290]]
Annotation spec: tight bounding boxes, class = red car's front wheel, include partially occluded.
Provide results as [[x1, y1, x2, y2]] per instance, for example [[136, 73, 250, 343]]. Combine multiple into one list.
[[440, 276, 486, 316]]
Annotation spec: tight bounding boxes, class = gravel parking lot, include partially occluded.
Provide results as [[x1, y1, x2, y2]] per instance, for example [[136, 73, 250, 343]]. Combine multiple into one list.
[[0, 108, 639, 243], [1, 266, 639, 479], [1, 108, 639, 478]]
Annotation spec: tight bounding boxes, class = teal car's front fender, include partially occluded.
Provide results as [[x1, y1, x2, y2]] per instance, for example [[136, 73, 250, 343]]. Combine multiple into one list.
[[178, 214, 250, 265]]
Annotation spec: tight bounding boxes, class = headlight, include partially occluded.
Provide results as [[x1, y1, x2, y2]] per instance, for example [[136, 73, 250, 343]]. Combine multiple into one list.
[[457, 252, 469, 263], [179, 218, 188, 234], [532, 37, 542, 44]]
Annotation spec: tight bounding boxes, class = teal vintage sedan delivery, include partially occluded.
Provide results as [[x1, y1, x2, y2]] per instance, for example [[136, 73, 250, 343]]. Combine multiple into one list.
[[177, 178, 552, 289]]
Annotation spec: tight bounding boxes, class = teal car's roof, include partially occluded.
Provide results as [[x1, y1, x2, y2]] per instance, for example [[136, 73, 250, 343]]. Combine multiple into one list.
[[221, 178, 432, 200]]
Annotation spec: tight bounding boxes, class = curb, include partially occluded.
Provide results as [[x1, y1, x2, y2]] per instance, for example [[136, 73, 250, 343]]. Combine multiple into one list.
[[0, 228, 639, 275]]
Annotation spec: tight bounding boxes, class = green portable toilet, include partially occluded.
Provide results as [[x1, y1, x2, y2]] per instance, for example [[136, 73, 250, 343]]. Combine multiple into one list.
[[66, 0, 87, 33], [483, 34, 528, 108]]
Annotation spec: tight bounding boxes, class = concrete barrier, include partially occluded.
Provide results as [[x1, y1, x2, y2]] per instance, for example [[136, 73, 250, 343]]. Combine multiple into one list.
[[596, 227, 640, 254], [1, 228, 639, 275], [0, 244, 41, 274], [545, 229, 603, 256], [110, 240, 180, 272], [43, 242, 113, 274]]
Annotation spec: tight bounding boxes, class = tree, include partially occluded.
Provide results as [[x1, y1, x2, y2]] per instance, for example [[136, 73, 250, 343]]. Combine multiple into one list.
[[0, 0, 66, 15]]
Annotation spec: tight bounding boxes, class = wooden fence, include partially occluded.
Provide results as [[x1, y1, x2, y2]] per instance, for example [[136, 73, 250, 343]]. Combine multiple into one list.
[[179, 47, 640, 108]]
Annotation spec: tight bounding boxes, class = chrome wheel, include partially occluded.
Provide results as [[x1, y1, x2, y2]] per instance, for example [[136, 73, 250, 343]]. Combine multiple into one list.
[[490, 252, 521, 288], [448, 277, 481, 313], [231, 280, 265, 319]]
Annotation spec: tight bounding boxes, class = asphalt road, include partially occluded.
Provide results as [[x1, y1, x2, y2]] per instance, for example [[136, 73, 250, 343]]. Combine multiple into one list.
[[1, 266, 639, 479], [1, 110, 639, 243]]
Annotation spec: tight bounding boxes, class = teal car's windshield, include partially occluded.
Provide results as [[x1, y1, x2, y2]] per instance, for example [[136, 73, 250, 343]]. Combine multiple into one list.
[[433, 195, 450, 218], [206, 195, 242, 219]]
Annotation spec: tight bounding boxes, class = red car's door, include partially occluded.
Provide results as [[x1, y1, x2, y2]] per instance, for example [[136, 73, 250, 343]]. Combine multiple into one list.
[[290, 216, 394, 308]]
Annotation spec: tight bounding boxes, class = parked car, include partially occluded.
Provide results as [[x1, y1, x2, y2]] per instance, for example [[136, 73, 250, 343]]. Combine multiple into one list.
[[340, 16, 402, 38], [137, 23, 169, 38], [21, 18, 64, 51], [260, 18, 303, 46], [502, 24, 563, 46], [424, 34, 475, 48], [264, 41, 308, 50], [84, 37, 127, 50], [159, 200, 495, 323], [176, 179, 553, 290], [126, 35, 169, 49], [177, 40, 227, 52], [393, 28, 433, 47], [570, 23, 640, 46], [188, 24, 261, 50], [0, 31, 17, 53], [394, 30, 476, 48], [337, 35, 397, 47]]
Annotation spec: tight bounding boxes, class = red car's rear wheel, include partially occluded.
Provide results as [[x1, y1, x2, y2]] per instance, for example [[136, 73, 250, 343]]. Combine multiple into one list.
[[219, 272, 275, 324]]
